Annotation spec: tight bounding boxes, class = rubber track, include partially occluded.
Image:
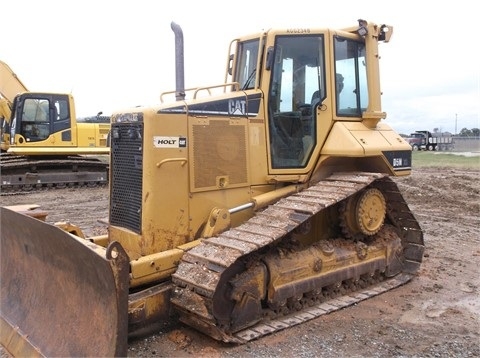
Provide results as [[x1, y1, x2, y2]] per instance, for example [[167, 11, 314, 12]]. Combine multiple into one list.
[[171, 172, 424, 343]]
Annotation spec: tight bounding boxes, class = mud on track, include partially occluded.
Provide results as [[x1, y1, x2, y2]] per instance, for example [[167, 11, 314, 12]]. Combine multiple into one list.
[[1, 167, 479, 357]]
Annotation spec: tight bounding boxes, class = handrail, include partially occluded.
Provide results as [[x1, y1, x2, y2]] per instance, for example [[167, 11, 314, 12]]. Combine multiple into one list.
[[193, 82, 240, 99], [156, 157, 187, 168], [160, 87, 201, 103], [159, 82, 241, 103]]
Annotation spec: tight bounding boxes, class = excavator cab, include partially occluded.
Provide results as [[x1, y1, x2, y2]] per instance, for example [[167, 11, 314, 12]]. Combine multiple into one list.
[[8, 92, 110, 152], [0, 59, 110, 157], [10, 93, 68, 143]]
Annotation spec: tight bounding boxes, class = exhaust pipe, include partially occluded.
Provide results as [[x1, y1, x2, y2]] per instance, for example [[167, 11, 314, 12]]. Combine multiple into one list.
[[171, 22, 185, 101]]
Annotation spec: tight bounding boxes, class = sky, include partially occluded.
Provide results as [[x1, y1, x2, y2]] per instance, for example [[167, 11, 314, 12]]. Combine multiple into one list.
[[2, 0, 479, 135]]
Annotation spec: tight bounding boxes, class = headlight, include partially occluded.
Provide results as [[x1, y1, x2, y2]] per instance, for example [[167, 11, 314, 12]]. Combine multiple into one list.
[[112, 112, 144, 123]]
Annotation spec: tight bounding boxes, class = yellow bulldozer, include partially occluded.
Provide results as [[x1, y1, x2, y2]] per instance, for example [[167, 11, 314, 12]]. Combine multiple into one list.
[[0, 60, 110, 191], [0, 20, 424, 356]]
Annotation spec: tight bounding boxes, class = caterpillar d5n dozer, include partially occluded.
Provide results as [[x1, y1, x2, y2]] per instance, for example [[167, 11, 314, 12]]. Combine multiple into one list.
[[0, 20, 424, 357]]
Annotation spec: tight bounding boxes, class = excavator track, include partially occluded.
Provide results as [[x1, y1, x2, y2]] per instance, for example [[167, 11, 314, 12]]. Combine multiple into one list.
[[0, 153, 108, 194], [171, 172, 424, 343]]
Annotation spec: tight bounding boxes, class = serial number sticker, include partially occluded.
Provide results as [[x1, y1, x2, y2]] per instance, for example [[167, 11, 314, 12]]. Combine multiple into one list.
[[153, 136, 187, 148], [286, 28, 311, 34]]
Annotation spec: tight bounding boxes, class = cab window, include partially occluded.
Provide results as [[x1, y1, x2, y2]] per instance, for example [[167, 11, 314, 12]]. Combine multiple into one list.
[[334, 37, 367, 116], [21, 98, 50, 141], [234, 39, 259, 90]]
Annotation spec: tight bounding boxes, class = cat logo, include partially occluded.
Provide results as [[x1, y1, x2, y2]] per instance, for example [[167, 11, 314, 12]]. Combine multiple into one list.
[[228, 99, 246, 115]]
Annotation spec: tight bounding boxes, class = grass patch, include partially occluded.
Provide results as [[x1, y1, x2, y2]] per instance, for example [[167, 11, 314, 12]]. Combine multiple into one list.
[[412, 151, 480, 169]]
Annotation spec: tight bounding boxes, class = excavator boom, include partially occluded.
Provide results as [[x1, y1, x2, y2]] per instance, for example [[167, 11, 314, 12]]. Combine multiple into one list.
[[0, 60, 28, 104], [1, 60, 29, 151]]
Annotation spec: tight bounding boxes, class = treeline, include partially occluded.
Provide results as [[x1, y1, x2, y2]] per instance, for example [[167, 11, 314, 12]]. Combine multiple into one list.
[[457, 128, 479, 137]]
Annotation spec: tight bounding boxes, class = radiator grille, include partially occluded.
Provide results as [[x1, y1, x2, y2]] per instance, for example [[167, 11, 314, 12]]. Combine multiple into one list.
[[192, 120, 248, 190], [109, 122, 143, 233]]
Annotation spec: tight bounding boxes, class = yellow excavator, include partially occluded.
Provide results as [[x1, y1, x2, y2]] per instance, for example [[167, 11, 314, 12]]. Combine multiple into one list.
[[0, 60, 110, 191], [0, 20, 424, 356]]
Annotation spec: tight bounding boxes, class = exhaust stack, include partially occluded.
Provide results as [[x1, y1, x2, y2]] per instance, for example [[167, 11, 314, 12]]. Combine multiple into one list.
[[171, 22, 185, 101]]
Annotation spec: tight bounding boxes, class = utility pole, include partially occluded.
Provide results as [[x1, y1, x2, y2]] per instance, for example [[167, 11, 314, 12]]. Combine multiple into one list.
[[455, 113, 457, 135]]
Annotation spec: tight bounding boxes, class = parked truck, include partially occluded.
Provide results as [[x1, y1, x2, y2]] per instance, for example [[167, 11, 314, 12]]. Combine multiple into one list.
[[406, 130, 453, 151]]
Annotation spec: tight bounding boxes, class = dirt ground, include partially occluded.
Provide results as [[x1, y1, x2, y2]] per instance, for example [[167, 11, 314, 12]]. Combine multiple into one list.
[[1, 166, 479, 357]]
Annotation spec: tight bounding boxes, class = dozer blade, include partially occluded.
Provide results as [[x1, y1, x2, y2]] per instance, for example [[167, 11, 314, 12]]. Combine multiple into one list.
[[0, 207, 130, 357]]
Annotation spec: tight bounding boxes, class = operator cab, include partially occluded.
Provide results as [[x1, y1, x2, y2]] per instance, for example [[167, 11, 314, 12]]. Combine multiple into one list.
[[10, 93, 72, 144], [233, 30, 369, 170]]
